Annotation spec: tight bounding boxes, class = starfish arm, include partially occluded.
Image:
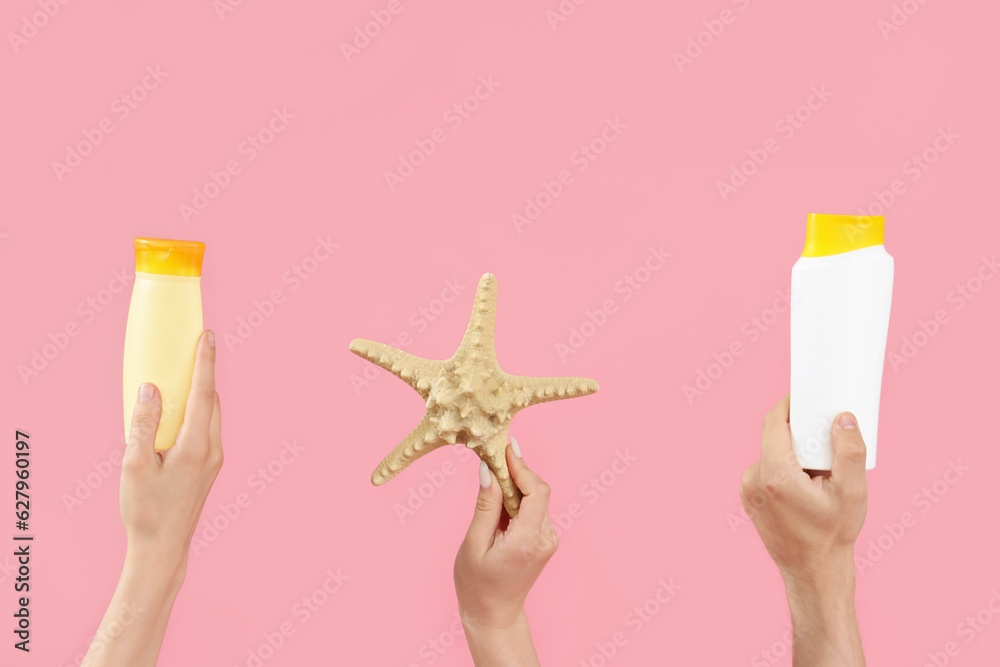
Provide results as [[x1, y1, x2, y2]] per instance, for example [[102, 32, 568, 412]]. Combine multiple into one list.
[[371, 415, 447, 486], [507, 374, 600, 408], [349, 338, 442, 397], [476, 428, 522, 518], [456, 273, 498, 362]]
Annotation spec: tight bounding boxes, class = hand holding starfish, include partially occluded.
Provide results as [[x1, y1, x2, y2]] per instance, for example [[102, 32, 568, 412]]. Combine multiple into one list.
[[455, 437, 555, 667]]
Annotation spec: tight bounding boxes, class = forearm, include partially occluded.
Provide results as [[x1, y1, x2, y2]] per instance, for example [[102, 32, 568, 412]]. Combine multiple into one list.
[[82, 546, 186, 667], [783, 552, 865, 667], [463, 610, 541, 667]]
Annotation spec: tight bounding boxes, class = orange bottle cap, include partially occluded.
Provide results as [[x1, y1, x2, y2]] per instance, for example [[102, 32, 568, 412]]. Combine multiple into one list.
[[134, 238, 205, 277]]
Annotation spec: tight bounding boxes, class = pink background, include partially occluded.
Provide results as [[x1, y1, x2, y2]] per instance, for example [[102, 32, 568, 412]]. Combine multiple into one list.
[[2, 0, 999, 664]]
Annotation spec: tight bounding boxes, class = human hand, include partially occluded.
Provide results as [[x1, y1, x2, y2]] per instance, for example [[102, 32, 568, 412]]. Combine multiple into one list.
[[740, 392, 867, 583], [120, 330, 224, 570], [454, 437, 556, 666], [740, 392, 867, 666], [83, 330, 223, 667]]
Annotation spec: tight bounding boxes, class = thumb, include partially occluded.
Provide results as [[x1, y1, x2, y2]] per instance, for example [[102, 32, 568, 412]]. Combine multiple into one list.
[[125, 383, 162, 465], [830, 412, 868, 498], [464, 461, 503, 552]]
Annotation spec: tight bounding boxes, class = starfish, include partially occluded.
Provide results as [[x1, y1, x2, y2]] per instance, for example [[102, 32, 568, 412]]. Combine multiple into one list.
[[349, 273, 599, 517]]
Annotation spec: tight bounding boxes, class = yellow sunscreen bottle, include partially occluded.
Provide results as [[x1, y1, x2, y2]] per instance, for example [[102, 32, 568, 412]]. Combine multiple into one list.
[[123, 238, 205, 450]]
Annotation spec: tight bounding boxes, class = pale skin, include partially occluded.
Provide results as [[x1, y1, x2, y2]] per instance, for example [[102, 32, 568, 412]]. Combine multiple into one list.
[[454, 437, 558, 667], [82, 330, 223, 667], [740, 393, 867, 667]]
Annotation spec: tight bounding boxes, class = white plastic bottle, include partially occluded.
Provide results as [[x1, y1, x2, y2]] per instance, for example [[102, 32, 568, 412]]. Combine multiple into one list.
[[123, 238, 205, 450], [790, 214, 893, 470]]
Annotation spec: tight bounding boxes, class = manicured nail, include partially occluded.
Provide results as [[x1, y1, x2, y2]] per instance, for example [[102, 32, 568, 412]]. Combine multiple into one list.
[[478, 461, 491, 488], [510, 435, 522, 458], [138, 383, 154, 403], [207, 330, 215, 348], [838, 413, 858, 430]]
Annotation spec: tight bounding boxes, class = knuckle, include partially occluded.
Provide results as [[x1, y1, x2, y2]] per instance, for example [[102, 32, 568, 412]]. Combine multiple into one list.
[[543, 529, 559, 555], [174, 442, 204, 464], [841, 483, 867, 503], [197, 443, 216, 464], [534, 481, 552, 499], [475, 496, 497, 513], [740, 466, 759, 497], [209, 448, 224, 471], [130, 412, 158, 435], [745, 489, 768, 512], [195, 386, 216, 403], [762, 402, 786, 431], [520, 533, 555, 561], [766, 482, 784, 501], [842, 442, 867, 465], [121, 454, 143, 473]]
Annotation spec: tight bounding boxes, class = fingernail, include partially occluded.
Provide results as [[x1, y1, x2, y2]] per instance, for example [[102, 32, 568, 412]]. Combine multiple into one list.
[[478, 461, 491, 488], [138, 383, 154, 403], [838, 413, 858, 430], [510, 435, 522, 458], [207, 331, 215, 348]]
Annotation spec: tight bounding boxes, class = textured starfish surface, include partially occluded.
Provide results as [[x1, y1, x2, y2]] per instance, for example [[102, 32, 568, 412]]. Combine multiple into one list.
[[349, 273, 599, 517]]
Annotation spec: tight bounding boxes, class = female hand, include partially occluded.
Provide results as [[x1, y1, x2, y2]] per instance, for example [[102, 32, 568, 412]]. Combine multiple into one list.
[[454, 437, 558, 666], [83, 330, 223, 667], [120, 329, 224, 564]]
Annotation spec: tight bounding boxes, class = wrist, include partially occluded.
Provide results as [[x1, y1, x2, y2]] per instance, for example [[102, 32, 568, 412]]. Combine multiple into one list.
[[462, 608, 538, 667], [461, 605, 530, 638], [781, 548, 856, 603], [124, 543, 187, 596]]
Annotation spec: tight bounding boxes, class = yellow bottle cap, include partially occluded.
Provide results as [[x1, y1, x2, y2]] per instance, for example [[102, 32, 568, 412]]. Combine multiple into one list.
[[802, 214, 884, 257], [134, 238, 205, 277]]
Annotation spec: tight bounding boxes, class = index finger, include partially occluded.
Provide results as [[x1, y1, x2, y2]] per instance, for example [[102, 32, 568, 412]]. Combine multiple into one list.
[[506, 438, 552, 532], [178, 330, 217, 444], [760, 392, 798, 474]]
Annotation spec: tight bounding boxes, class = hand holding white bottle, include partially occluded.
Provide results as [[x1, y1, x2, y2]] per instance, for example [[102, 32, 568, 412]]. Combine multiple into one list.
[[790, 214, 893, 470]]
